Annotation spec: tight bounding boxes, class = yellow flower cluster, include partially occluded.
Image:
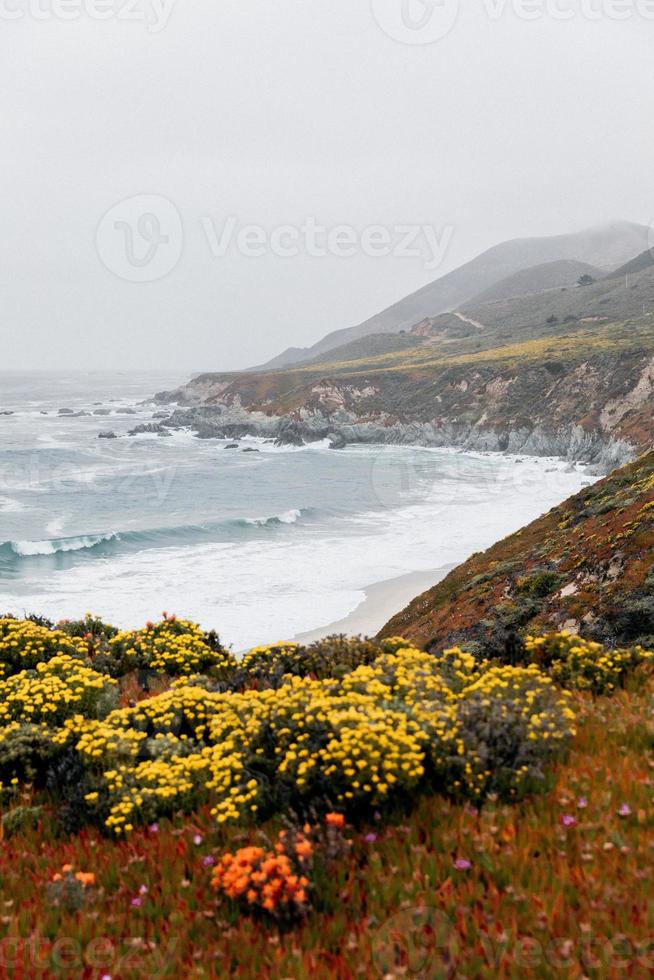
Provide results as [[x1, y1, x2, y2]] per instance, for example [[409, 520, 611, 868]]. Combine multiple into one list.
[[2, 615, 615, 836], [45, 643, 577, 834], [0, 618, 86, 679], [240, 642, 300, 673], [107, 618, 235, 676], [0, 656, 117, 726], [525, 632, 653, 694], [456, 664, 576, 798]]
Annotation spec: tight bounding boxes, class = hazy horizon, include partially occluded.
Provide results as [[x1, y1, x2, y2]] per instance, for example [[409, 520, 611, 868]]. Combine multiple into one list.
[[2, 3, 653, 371]]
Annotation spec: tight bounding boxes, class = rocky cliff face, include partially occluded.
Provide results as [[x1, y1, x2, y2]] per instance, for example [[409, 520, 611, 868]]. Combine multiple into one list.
[[156, 319, 653, 470]]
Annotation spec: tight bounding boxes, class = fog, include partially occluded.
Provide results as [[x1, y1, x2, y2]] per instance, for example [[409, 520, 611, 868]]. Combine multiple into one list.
[[2, 0, 653, 372]]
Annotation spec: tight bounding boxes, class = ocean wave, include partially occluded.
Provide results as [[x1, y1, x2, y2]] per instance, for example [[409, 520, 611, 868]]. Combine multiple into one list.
[[7, 533, 118, 557], [245, 509, 302, 526], [0, 509, 313, 565]]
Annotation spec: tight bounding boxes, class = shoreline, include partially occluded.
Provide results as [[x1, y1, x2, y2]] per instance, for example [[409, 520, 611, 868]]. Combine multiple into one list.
[[292, 565, 456, 645]]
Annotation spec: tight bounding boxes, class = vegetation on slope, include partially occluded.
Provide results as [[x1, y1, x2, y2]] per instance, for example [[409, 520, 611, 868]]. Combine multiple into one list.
[[0, 618, 651, 977], [382, 452, 654, 656], [163, 316, 654, 458], [254, 221, 650, 370]]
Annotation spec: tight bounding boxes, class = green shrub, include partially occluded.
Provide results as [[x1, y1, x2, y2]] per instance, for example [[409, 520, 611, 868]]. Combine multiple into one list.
[[454, 666, 575, 799], [526, 632, 653, 694]]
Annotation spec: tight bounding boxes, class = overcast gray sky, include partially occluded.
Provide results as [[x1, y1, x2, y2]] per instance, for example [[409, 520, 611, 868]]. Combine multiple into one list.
[[2, 1, 653, 372]]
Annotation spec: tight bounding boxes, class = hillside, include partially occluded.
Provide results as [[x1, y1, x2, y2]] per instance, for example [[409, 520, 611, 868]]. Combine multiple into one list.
[[466, 259, 603, 306], [255, 221, 650, 369], [605, 247, 654, 281], [158, 312, 654, 467], [461, 261, 654, 333], [382, 451, 654, 653]]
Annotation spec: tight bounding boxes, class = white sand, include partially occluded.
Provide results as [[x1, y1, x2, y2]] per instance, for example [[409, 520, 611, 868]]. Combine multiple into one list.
[[293, 564, 455, 644]]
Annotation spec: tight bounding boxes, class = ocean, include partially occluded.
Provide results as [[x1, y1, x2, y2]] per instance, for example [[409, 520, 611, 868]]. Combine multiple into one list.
[[0, 371, 594, 650]]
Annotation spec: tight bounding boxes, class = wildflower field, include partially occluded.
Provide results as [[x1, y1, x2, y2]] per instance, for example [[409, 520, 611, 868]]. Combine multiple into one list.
[[0, 612, 652, 977]]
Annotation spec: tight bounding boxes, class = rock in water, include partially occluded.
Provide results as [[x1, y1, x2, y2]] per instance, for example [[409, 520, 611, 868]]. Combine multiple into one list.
[[274, 420, 305, 447]]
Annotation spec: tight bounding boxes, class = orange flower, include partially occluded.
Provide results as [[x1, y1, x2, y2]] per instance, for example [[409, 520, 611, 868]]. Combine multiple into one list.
[[325, 812, 346, 828], [62, 864, 73, 873], [294, 838, 313, 859], [74, 872, 95, 887]]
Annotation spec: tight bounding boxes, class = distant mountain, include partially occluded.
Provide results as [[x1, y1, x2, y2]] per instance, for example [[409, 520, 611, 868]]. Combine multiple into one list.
[[255, 221, 650, 370], [467, 259, 604, 306], [605, 247, 654, 281]]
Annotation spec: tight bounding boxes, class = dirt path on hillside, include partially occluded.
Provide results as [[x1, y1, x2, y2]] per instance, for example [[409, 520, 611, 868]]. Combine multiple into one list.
[[455, 311, 485, 330]]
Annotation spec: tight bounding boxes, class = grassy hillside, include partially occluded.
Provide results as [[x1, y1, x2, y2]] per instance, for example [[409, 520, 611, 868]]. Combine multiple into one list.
[[467, 259, 603, 306], [255, 222, 650, 370], [606, 248, 654, 281], [382, 452, 654, 654], [462, 263, 654, 332]]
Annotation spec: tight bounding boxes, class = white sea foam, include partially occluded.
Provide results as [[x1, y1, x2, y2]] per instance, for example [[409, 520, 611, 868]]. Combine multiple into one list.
[[1, 454, 594, 650], [0, 497, 24, 514], [10, 533, 116, 557]]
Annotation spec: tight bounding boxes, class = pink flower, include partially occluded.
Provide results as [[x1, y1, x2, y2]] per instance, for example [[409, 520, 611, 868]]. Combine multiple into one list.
[[130, 897, 142, 908], [618, 804, 632, 817], [561, 815, 577, 828], [202, 855, 215, 867], [149, 823, 159, 833], [577, 797, 588, 809], [454, 858, 472, 871], [139, 884, 148, 895], [364, 833, 377, 844], [193, 834, 203, 845]]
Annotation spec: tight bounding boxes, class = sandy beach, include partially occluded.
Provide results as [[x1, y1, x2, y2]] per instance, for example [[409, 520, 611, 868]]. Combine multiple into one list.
[[293, 564, 456, 645]]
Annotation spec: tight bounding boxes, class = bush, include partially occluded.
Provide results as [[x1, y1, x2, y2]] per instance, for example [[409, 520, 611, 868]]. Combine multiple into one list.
[[239, 635, 385, 687], [0, 723, 61, 784], [526, 632, 653, 694], [516, 570, 563, 598], [105, 617, 236, 678], [0, 804, 43, 837], [58, 613, 119, 641], [0, 656, 118, 727], [454, 666, 576, 799], [0, 618, 87, 679]]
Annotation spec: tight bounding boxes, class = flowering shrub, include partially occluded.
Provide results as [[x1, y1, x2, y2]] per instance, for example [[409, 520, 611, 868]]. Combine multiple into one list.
[[106, 617, 235, 677], [9, 614, 652, 840], [211, 829, 312, 919], [0, 618, 86, 679], [455, 665, 576, 799], [58, 613, 119, 641], [0, 656, 117, 727], [239, 635, 386, 686], [48, 864, 95, 912], [525, 632, 653, 694]]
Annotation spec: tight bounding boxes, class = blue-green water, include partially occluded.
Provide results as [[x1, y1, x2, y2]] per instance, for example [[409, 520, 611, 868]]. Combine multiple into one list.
[[0, 371, 592, 648]]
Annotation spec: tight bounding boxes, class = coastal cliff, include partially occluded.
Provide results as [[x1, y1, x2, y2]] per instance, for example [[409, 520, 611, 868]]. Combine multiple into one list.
[[156, 317, 654, 470]]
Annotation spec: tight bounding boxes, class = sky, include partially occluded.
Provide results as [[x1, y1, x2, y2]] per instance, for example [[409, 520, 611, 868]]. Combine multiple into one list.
[[1, 0, 653, 373]]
